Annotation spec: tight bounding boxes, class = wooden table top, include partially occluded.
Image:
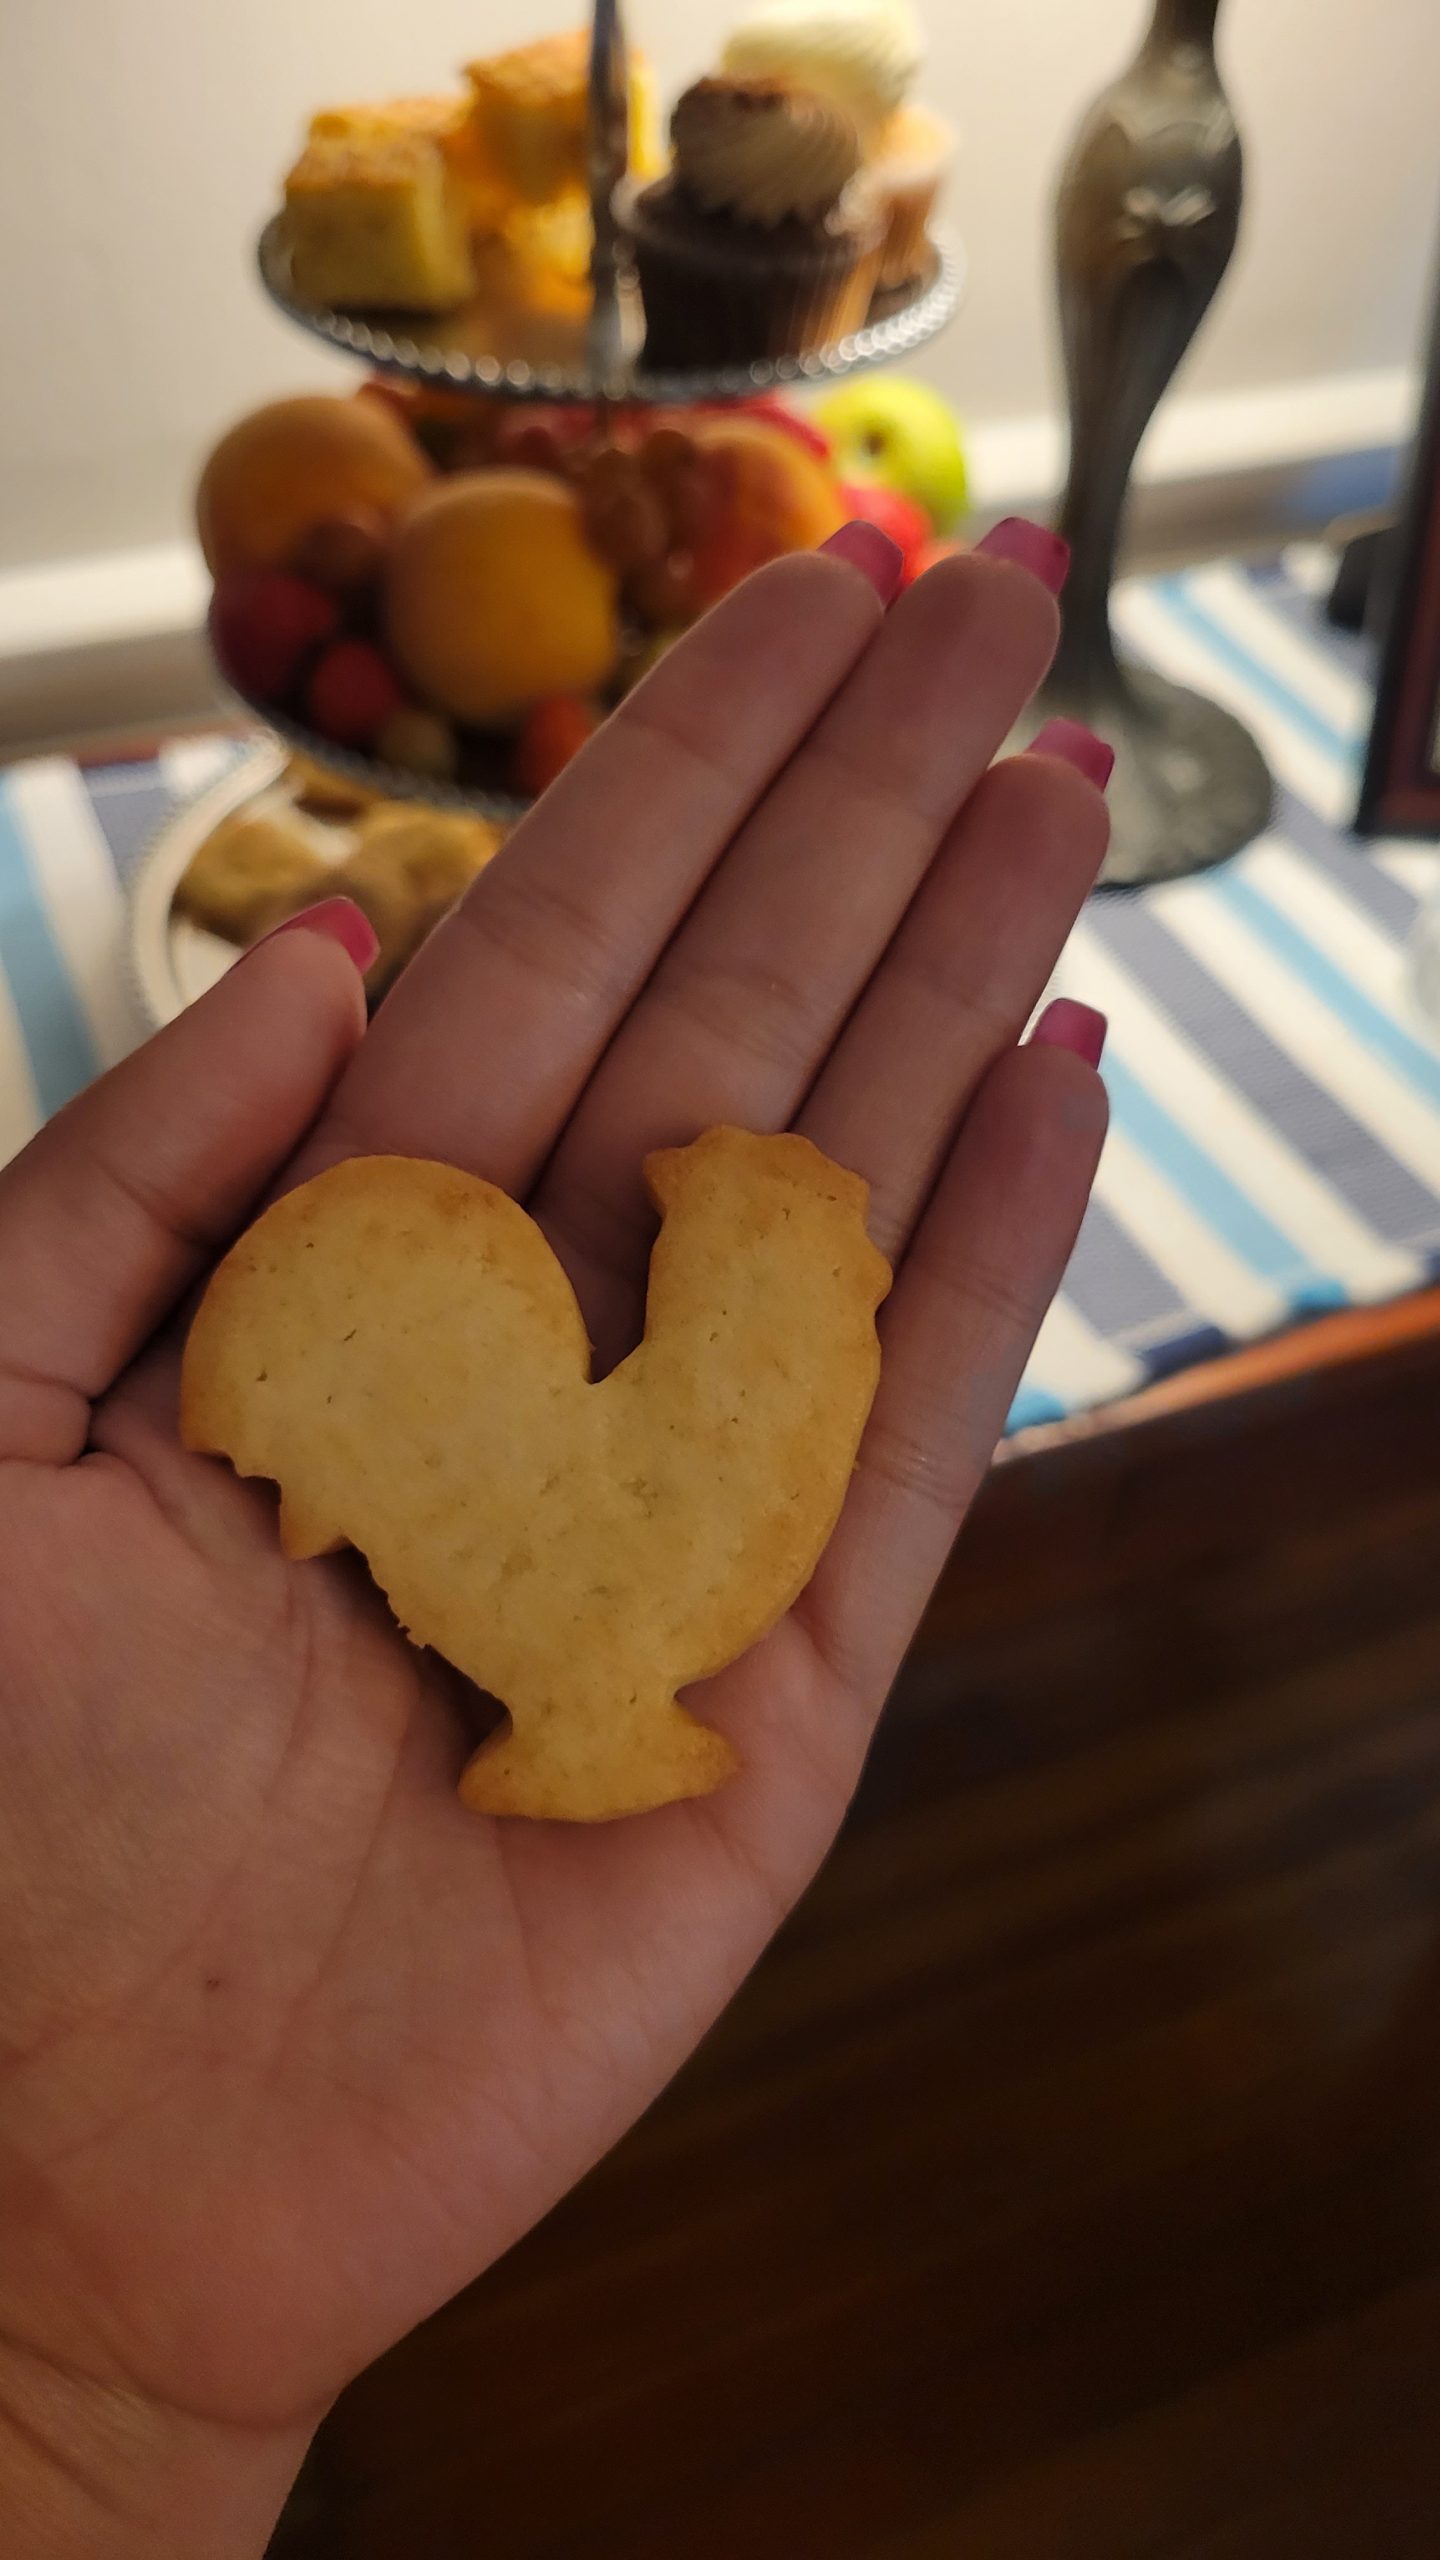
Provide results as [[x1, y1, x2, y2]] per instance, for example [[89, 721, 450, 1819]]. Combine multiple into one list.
[[279, 1283, 1440, 2559]]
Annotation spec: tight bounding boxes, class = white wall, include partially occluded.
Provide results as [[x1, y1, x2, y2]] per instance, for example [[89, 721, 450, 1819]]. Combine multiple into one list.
[[1, 0, 1437, 572]]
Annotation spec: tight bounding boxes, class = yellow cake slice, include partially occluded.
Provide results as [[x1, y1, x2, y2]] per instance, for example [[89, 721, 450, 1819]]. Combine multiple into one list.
[[307, 94, 514, 234], [282, 136, 476, 312], [308, 94, 467, 147], [465, 33, 663, 206], [466, 32, 590, 205]]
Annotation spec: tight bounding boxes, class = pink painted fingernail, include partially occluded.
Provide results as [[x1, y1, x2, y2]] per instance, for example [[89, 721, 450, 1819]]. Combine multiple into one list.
[[819, 519, 906, 603], [252, 895, 379, 975], [975, 516, 1070, 597], [1029, 716, 1116, 790], [1030, 998, 1107, 1069]]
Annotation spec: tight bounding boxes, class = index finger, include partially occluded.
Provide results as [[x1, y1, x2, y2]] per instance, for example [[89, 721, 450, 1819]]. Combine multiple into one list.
[[294, 546, 888, 1195]]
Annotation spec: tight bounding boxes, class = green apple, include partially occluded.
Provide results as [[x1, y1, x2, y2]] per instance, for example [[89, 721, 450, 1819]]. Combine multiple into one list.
[[814, 376, 969, 535]]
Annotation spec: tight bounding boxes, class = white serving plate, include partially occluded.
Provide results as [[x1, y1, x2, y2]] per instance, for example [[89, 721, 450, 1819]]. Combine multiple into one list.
[[127, 737, 349, 1030]]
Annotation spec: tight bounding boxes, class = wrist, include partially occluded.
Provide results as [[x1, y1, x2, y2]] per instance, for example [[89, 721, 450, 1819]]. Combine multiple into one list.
[[0, 2331, 310, 2560]]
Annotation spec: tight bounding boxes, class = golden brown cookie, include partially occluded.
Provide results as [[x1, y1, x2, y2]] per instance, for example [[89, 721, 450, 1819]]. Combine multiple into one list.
[[284, 752, 378, 818], [181, 1130, 890, 1821]]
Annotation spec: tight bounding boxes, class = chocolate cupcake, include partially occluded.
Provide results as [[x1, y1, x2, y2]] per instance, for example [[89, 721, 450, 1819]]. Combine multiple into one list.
[[626, 77, 883, 370]]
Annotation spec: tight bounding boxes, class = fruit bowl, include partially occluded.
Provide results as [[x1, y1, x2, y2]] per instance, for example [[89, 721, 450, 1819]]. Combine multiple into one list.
[[200, 386, 939, 816], [257, 215, 966, 406]]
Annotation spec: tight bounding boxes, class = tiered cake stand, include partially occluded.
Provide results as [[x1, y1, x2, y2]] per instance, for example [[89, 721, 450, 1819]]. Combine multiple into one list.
[[232, 0, 963, 815], [134, 2, 965, 1026]]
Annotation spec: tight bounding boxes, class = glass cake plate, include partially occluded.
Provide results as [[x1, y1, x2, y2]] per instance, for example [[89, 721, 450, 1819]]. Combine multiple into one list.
[[228, 0, 967, 815], [256, 214, 967, 408]]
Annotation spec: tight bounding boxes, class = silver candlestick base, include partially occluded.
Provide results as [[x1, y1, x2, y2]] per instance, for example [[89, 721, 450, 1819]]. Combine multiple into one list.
[[1044, 0, 1271, 885], [1014, 657, 1273, 890]]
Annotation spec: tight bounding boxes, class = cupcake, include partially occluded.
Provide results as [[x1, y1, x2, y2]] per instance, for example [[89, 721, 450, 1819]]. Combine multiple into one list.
[[627, 77, 884, 370], [866, 102, 955, 290], [720, 0, 925, 141]]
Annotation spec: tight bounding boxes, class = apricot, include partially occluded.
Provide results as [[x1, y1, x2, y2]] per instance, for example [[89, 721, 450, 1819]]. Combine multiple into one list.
[[383, 471, 620, 727], [685, 414, 846, 608], [196, 396, 431, 579]]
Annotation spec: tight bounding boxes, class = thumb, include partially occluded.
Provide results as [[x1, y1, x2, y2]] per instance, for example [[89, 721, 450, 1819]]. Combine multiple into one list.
[[0, 899, 374, 1465]]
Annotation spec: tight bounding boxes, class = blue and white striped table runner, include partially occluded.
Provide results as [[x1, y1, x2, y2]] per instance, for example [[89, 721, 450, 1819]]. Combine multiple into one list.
[[1, 550, 1437, 1433], [1022, 549, 1440, 1426]]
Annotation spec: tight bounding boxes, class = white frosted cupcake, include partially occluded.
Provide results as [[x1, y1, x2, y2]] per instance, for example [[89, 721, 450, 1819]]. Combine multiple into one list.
[[721, 0, 925, 140]]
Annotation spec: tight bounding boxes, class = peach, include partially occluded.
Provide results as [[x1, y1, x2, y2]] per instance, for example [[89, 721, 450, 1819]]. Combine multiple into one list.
[[196, 396, 432, 579], [383, 471, 620, 728], [906, 536, 966, 587], [685, 414, 846, 609]]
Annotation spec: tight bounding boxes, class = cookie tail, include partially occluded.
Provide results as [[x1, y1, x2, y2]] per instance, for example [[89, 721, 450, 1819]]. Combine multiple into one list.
[[458, 1691, 738, 1823]]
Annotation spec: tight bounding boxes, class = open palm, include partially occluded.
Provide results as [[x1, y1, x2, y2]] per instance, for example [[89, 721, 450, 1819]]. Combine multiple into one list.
[[0, 539, 1108, 2545]]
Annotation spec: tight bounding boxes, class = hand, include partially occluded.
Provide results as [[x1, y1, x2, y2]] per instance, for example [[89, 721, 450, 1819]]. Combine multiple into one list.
[[0, 528, 1108, 2553]]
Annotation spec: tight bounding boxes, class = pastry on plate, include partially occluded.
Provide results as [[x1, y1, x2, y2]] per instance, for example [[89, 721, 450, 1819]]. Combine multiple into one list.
[[282, 134, 475, 312], [175, 806, 329, 943], [352, 802, 501, 903], [626, 75, 883, 368], [284, 752, 378, 819], [303, 806, 501, 997]]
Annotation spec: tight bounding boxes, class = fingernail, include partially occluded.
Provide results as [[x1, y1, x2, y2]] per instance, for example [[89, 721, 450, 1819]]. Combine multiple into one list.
[[1030, 998, 1107, 1069], [975, 516, 1070, 597], [819, 519, 906, 603], [252, 895, 379, 975], [1029, 716, 1115, 790]]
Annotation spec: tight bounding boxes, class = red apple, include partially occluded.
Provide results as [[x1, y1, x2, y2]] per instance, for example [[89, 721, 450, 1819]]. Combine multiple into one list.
[[837, 479, 932, 579], [512, 696, 604, 798], [725, 395, 833, 462], [209, 570, 339, 703], [305, 639, 406, 748]]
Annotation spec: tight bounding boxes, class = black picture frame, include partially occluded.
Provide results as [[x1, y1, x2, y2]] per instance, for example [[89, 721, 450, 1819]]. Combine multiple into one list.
[[1357, 256, 1440, 838]]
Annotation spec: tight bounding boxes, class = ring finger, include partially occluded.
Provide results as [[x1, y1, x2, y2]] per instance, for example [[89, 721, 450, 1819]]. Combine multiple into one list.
[[796, 724, 1111, 1265]]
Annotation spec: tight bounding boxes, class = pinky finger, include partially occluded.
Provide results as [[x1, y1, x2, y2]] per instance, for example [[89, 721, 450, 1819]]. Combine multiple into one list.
[[801, 1030, 1109, 1710]]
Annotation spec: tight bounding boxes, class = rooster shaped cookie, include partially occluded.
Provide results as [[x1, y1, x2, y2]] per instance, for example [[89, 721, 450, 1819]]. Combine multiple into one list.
[[182, 1129, 891, 1820]]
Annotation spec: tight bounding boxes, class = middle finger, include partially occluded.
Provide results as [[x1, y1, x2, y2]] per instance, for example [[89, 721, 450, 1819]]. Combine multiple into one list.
[[534, 543, 1062, 1349]]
